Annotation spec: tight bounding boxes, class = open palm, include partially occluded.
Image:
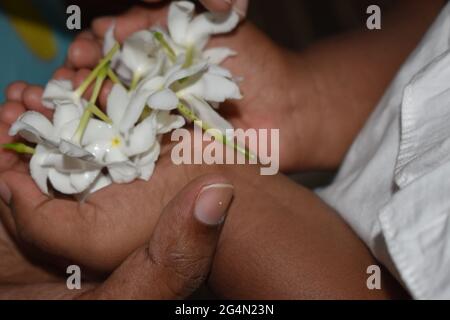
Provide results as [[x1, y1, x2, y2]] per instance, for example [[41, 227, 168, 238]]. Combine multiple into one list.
[[0, 101, 214, 273]]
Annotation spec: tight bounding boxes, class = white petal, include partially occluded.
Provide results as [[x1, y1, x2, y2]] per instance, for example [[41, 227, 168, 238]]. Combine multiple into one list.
[[42, 80, 76, 109], [84, 141, 110, 162], [9, 111, 56, 144], [107, 84, 129, 124], [103, 23, 121, 67], [136, 142, 160, 180], [59, 118, 116, 148], [168, 1, 194, 45], [125, 116, 157, 157], [147, 89, 179, 111], [41, 153, 99, 173], [53, 102, 82, 131], [116, 62, 133, 83], [165, 61, 207, 87], [139, 162, 155, 181], [119, 89, 154, 133], [108, 162, 139, 184], [122, 30, 159, 76], [177, 71, 242, 102], [59, 140, 95, 161], [75, 173, 112, 201], [203, 47, 237, 65], [88, 174, 112, 194], [187, 11, 240, 50], [70, 170, 101, 193], [151, 111, 185, 134], [183, 95, 233, 134], [105, 147, 128, 164], [207, 64, 233, 78], [48, 169, 79, 194], [30, 145, 50, 194]]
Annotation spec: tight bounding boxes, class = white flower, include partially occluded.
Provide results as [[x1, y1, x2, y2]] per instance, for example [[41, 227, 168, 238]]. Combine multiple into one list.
[[121, 57, 241, 135], [166, 1, 239, 63], [7, 0, 245, 197], [9, 104, 107, 195], [103, 26, 166, 84], [42, 80, 85, 110], [70, 83, 162, 182]]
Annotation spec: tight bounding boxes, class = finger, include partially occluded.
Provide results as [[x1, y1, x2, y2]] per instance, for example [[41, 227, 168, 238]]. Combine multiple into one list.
[[200, 0, 248, 19], [68, 35, 102, 69], [0, 101, 26, 125], [98, 80, 114, 110], [200, 0, 235, 12], [22, 86, 53, 119], [0, 121, 21, 172], [80, 174, 234, 299], [92, 6, 168, 43], [233, 0, 249, 19], [52, 67, 76, 81], [0, 171, 49, 223], [6, 81, 27, 102]]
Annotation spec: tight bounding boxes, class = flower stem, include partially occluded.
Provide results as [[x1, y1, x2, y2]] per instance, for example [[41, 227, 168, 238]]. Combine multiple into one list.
[[88, 104, 112, 124], [1, 143, 35, 154], [183, 46, 195, 69], [177, 103, 254, 160], [74, 64, 110, 143], [153, 31, 176, 62], [74, 42, 120, 97], [129, 73, 141, 91], [107, 68, 121, 85]]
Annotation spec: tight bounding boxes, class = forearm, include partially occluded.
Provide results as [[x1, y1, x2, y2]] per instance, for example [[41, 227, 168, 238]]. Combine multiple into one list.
[[290, 0, 445, 170], [193, 164, 407, 299]]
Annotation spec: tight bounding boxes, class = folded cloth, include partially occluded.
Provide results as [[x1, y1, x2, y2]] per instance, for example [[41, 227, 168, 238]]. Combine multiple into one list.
[[318, 3, 450, 299]]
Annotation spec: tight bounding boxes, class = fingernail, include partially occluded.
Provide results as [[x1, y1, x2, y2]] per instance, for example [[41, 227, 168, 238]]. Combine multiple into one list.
[[0, 180, 11, 205], [195, 183, 234, 226]]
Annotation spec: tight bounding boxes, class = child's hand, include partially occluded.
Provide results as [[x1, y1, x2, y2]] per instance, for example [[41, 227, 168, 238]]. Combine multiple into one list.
[[0, 87, 233, 273], [63, 3, 309, 171]]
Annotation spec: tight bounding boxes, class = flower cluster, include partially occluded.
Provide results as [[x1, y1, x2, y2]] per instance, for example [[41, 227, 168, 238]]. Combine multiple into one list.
[[4, 1, 243, 197]]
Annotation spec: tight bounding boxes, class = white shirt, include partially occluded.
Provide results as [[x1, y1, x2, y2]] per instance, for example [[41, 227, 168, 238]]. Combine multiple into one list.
[[318, 3, 450, 299]]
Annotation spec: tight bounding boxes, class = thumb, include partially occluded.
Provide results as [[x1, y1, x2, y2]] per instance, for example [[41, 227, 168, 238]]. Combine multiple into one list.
[[79, 174, 234, 300]]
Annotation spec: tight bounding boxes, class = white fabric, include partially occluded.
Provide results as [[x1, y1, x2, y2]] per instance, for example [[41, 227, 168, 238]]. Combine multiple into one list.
[[318, 4, 450, 299]]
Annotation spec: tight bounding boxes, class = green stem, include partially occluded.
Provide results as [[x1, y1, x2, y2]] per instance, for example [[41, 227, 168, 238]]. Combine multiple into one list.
[[153, 31, 176, 62], [129, 73, 141, 91], [74, 65, 110, 143], [1, 143, 35, 154], [107, 68, 121, 84], [88, 104, 112, 124], [177, 103, 254, 160], [182, 46, 195, 69], [74, 42, 120, 97]]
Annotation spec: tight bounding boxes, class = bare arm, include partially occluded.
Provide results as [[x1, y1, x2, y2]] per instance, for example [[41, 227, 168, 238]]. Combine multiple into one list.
[[174, 164, 408, 299], [288, 0, 445, 170]]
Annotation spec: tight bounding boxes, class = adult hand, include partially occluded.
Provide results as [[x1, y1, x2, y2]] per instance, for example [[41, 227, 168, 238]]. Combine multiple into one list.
[[0, 175, 233, 299]]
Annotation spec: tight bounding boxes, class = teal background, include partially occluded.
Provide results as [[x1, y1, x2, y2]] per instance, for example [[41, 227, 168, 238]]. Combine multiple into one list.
[[0, 0, 73, 102]]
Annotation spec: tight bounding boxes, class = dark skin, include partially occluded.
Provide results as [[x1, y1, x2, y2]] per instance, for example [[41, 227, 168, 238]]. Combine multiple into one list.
[[0, 0, 445, 298]]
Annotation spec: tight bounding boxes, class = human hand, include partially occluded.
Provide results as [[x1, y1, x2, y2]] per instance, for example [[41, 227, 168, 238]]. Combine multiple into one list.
[[0, 85, 235, 273], [0, 174, 232, 299], [62, 2, 309, 171]]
